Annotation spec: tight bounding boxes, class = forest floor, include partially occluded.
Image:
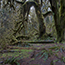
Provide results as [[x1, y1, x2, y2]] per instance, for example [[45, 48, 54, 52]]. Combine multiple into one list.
[[0, 43, 65, 65]]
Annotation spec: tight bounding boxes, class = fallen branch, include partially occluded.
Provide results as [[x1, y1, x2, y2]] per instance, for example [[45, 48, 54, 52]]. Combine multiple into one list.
[[0, 50, 22, 53]]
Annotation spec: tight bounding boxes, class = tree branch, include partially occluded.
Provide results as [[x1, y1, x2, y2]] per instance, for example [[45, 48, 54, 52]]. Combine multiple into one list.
[[43, 11, 53, 17]]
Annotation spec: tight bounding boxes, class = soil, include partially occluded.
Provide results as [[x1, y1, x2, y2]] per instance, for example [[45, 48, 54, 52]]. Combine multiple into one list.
[[18, 43, 65, 65], [1, 43, 65, 65]]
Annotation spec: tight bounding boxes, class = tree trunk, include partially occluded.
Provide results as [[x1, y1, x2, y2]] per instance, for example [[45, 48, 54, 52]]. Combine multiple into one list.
[[49, 0, 65, 42], [49, 0, 62, 42], [35, 3, 46, 38], [60, 0, 65, 41]]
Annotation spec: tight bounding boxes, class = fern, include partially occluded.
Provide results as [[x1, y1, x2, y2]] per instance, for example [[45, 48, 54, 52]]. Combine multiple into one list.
[[62, 56, 65, 63], [39, 53, 45, 59], [49, 46, 60, 50], [4, 56, 23, 65], [35, 51, 43, 58], [53, 59, 59, 63], [43, 52, 48, 61], [35, 49, 54, 61]]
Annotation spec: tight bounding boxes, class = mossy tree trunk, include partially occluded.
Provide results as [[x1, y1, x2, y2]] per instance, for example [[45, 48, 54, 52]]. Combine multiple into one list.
[[49, 0, 63, 42], [49, 0, 65, 42], [35, 4, 46, 38], [21, 0, 46, 38], [60, 0, 65, 41], [12, 0, 46, 41]]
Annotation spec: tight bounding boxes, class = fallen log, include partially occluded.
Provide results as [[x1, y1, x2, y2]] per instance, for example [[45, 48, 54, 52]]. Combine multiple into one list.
[[13, 40, 54, 44]]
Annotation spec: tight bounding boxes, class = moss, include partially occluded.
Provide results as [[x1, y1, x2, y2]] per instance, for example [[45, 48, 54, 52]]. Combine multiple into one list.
[[59, 0, 65, 41], [1, 49, 33, 58], [22, 1, 38, 7]]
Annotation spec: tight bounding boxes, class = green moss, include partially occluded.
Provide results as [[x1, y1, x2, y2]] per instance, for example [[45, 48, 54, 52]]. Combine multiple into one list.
[[1, 49, 33, 58], [22, 1, 38, 7]]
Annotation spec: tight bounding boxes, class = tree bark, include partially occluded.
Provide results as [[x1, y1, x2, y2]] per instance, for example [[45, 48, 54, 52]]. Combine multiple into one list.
[[60, 0, 65, 41], [22, 1, 46, 38], [35, 2, 46, 38], [49, 0, 62, 42]]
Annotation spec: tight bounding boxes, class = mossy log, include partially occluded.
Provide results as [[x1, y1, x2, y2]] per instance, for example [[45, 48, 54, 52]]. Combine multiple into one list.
[[12, 40, 54, 44]]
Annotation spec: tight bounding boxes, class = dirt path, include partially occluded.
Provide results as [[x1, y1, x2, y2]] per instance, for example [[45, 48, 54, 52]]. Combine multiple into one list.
[[18, 43, 65, 65], [0, 43, 65, 65]]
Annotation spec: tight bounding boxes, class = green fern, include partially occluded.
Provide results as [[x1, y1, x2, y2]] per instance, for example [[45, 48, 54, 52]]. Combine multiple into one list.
[[35, 49, 54, 61], [4, 56, 23, 65], [39, 53, 45, 59], [43, 52, 48, 61], [35, 51, 43, 58], [62, 56, 65, 63], [53, 59, 59, 63], [49, 46, 60, 50]]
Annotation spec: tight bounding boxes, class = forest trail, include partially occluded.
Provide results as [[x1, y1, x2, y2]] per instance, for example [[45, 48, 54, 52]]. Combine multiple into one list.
[[0, 43, 65, 65], [19, 43, 65, 65]]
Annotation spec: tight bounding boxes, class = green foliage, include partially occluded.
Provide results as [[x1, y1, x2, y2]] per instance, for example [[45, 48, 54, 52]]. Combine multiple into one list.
[[4, 56, 23, 65], [1, 49, 33, 59], [35, 51, 43, 58], [53, 59, 59, 63], [49, 46, 60, 50], [1, 49, 33, 65], [62, 56, 65, 63], [35, 45, 65, 62], [35, 50, 50, 61]]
